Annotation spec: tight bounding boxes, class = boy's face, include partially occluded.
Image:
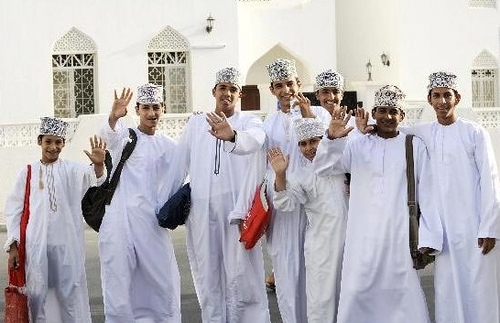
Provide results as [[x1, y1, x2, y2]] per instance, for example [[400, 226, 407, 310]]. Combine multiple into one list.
[[38, 135, 65, 163], [269, 78, 301, 113], [136, 103, 163, 135], [371, 106, 404, 138], [298, 136, 322, 161], [427, 87, 460, 122], [315, 87, 343, 114], [212, 82, 241, 117]]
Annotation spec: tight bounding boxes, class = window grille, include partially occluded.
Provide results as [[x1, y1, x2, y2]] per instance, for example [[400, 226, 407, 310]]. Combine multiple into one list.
[[469, 0, 496, 8], [52, 28, 97, 118], [148, 27, 190, 113], [472, 69, 498, 107], [472, 50, 499, 108]]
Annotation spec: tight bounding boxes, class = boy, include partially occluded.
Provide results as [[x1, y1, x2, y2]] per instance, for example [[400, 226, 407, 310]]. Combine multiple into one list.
[[314, 85, 440, 322], [176, 67, 270, 322], [268, 118, 348, 323], [405, 72, 500, 323], [262, 58, 331, 323], [98, 84, 184, 322], [4, 117, 106, 322]]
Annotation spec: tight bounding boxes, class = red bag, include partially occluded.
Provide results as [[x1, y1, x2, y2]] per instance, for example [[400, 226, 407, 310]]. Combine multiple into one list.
[[4, 165, 31, 323], [239, 179, 272, 249], [4, 275, 29, 323]]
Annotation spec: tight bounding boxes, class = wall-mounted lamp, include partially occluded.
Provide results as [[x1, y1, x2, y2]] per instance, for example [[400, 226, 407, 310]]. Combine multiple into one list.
[[206, 13, 215, 33], [366, 59, 373, 81], [381, 52, 390, 66]]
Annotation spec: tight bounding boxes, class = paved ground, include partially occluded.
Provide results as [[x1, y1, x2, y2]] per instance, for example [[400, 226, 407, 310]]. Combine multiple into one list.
[[0, 226, 435, 322]]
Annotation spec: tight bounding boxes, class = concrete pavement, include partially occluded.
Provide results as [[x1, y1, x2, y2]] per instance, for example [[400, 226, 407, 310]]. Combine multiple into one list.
[[0, 226, 435, 322]]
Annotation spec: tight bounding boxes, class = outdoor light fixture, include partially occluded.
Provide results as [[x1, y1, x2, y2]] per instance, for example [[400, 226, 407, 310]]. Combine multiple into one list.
[[381, 52, 390, 66], [366, 59, 373, 81], [206, 13, 215, 33]]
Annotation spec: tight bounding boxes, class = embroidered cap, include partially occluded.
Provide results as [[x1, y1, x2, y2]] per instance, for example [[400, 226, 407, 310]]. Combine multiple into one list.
[[294, 118, 325, 143], [215, 67, 242, 89], [374, 85, 406, 109], [427, 71, 457, 91], [315, 69, 344, 91], [39, 117, 68, 139], [137, 83, 163, 104], [266, 58, 298, 83]]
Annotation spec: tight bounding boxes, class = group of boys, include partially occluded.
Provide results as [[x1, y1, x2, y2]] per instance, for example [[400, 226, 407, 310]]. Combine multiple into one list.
[[4, 58, 500, 323]]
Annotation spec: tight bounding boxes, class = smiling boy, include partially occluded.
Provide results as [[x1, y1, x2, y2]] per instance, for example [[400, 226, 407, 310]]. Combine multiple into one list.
[[97, 84, 184, 322], [268, 118, 348, 323], [4, 117, 106, 322], [314, 85, 440, 322]]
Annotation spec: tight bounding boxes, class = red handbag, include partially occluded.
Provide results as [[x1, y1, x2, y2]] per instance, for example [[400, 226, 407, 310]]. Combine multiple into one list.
[[239, 179, 272, 250], [4, 164, 31, 323]]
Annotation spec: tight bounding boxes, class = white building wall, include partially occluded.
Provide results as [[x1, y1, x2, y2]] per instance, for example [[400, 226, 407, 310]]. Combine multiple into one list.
[[336, 0, 500, 106], [0, 0, 241, 124], [1, 0, 500, 218], [237, 0, 337, 112]]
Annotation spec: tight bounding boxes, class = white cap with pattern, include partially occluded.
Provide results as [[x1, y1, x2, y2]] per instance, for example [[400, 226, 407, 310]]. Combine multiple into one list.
[[266, 58, 298, 83], [294, 118, 325, 142], [137, 83, 163, 104], [215, 67, 242, 89], [39, 117, 68, 139], [427, 71, 457, 91], [374, 85, 406, 109], [315, 69, 344, 91]]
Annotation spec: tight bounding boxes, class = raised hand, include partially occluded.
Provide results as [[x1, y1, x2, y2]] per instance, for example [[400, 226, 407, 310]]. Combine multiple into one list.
[[267, 148, 289, 174], [207, 111, 235, 142], [111, 88, 133, 120], [355, 107, 375, 134], [295, 92, 315, 118], [84, 135, 107, 165], [327, 107, 354, 139]]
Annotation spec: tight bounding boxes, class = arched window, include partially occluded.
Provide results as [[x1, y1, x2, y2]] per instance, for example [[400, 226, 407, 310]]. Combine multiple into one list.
[[469, 0, 496, 8], [471, 50, 499, 108], [52, 28, 97, 118], [148, 27, 191, 113]]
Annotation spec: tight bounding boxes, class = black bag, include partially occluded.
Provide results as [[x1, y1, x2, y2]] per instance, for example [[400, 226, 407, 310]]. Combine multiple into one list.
[[406, 135, 435, 270], [157, 183, 191, 230], [82, 128, 137, 232]]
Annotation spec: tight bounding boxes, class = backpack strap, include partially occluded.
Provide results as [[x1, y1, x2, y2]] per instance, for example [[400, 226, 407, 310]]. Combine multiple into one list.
[[105, 128, 138, 204]]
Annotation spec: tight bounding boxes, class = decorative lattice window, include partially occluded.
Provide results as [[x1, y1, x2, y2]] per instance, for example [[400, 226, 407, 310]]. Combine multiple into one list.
[[472, 50, 499, 108], [469, 0, 496, 8], [148, 26, 190, 113], [52, 28, 97, 118]]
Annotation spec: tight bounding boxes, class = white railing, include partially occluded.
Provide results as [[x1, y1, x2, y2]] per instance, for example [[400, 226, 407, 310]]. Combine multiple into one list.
[[0, 108, 497, 148], [0, 111, 269, 147]]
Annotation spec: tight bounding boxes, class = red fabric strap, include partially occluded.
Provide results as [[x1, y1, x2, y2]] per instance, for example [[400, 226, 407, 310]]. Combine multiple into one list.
[[9, 164, 31, 287]]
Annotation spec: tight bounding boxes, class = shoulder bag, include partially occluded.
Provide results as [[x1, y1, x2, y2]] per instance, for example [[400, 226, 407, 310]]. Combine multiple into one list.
[[82, 128, 137, 232], [239, 178, 273, 250], [157, 182, 191, 230]]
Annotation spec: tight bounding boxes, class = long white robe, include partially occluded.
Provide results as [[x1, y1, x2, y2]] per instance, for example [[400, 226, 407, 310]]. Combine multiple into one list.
[[176, 111, 270, 323], [407, 118, 500, 323], [273, 162, 348, 323], [262, 105, 331, 323], [314, 133, 441, 323], [98, 122, 183, 323], [4, 159, 103, 323]]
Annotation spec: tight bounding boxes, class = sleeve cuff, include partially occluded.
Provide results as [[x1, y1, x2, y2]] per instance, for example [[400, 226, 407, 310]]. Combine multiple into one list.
[[3, 237, 18, 253]]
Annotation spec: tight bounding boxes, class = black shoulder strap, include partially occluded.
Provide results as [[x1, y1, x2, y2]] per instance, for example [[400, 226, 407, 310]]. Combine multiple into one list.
[[405, 134, 416, 214], [105, 128, 138, 204], [406, 134, 420, 253], [119, 128, 138, 161]]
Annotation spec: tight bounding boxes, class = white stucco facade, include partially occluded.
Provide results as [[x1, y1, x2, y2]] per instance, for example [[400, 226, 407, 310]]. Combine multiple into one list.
[[0, 0, 499, 217]]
